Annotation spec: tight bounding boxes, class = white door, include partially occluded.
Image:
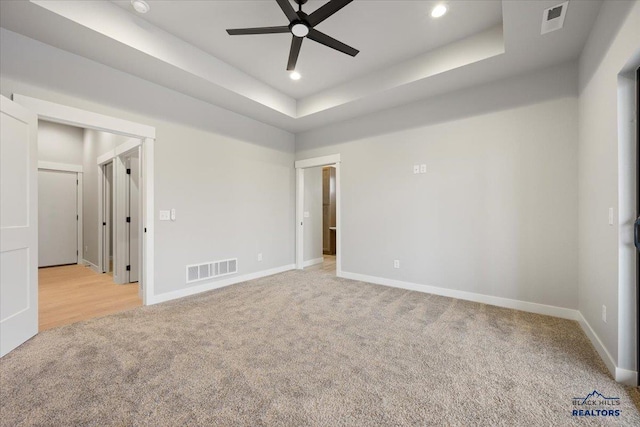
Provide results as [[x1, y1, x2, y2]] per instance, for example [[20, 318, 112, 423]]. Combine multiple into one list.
[[0, 96, 38, 357], [127, 153, 140, 283], [38, 169, 78, 267], [102, 162, 113, 273]]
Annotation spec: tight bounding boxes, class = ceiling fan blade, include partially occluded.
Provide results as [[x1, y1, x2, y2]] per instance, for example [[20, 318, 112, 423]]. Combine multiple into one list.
[[307, 29, 359, 57], [276, 0, 298, 22], [307, 0, 353, 27], [227, 26, 290, 35], [287, 36, 303, 71]]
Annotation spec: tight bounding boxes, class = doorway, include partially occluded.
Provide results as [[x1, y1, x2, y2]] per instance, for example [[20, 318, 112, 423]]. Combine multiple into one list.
[[295, 154, 342, 276]]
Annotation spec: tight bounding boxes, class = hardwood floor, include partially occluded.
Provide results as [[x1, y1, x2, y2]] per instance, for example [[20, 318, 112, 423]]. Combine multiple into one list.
[[39, 264, 142, 331], [306, 255, 336, 273]]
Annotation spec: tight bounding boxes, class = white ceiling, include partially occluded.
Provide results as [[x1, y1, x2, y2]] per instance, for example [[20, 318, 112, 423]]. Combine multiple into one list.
[[0, 1, 603, 133], [111, 0, 503, 99]]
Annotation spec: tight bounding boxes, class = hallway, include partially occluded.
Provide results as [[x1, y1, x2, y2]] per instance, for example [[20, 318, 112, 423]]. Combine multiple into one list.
[[39, 264, 141, 331]]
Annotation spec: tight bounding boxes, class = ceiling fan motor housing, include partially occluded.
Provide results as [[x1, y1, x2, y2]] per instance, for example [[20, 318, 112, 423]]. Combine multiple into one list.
[[226, 0, 359, 71]]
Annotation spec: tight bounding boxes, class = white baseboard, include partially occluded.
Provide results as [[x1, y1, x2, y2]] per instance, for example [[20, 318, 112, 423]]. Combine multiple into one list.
[[82, 259, 101, 274], [303, 257, 324, 267], [339, 271, 580, 320], [577, 312, 638, 386], [149, 264, 296, 305]]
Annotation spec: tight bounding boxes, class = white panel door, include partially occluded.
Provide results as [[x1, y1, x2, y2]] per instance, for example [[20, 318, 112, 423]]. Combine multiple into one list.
[[0, 95, 38, 357], [128, 153, 140, 283], [38, 169, 78, 267]]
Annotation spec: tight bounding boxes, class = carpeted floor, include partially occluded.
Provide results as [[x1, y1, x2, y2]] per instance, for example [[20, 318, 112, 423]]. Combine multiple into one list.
[[1, 267, 639, 426]]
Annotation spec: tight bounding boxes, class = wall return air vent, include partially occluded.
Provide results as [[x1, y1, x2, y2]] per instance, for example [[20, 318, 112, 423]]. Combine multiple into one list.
[[541, 2, 568, 35], [186, 258, 238, 284]]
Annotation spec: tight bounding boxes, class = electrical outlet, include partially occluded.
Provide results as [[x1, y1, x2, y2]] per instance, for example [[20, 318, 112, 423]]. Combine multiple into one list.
[[393, 260, 400, 269], [420, 164, 427, 173], [413, 165, 420, 174], [257, 253, 263, 262], [602, 305, 607, 323]]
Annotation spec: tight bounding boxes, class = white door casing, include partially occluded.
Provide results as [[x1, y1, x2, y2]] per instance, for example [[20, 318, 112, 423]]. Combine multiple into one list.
[[0, 95, 38, 357]]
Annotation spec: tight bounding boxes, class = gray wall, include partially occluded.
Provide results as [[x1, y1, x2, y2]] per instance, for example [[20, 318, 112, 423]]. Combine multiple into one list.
[[82, 129, 130, 267], [37, 120, 83, 164], [296, 62, 580, 309], [578, 0, 640, 371], [303, 166, 323, 263], [0, 28, 296, 298]]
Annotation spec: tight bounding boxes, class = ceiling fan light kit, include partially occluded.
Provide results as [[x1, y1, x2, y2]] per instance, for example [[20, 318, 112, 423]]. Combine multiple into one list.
[[226, 0, 359, 71]]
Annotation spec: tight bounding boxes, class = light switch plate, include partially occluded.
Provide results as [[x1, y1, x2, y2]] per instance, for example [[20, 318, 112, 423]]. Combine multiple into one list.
[[159, 210, 170, 221], [420, 164, 427, 173], [413, 165, 420, 174]]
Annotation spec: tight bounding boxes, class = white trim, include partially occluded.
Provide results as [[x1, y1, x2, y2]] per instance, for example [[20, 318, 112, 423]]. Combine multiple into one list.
[[142, 138, 154, 306], [97, 150, 115, 166], [37, 161, 82, 173], [577, 312, 639, 386], [295, 154, 342, 274], [295, 154, 341, 169], [149, 264, 296, 305], [15, 94, 155, 307], [335, 163, 342, 276], [115, 138, 142, 157], [13, 94, 155, 139], [615, 367, 638, 386], [340, 271, 580, 320], [303, 257, 324, 268], [82, 259, 101, 274], [295, 168, 304, 269], [76, 173, 83, 264]]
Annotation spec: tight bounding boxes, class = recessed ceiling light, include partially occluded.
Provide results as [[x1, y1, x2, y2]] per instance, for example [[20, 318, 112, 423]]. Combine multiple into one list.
[[431, 4, 448, 18], [290, 71, 301, 81], [131, 0, 150, 14]]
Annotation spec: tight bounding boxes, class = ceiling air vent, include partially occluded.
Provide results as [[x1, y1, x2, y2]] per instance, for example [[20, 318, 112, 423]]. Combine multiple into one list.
[[186, 258, 238, 284], [541, 2, 568, 35]]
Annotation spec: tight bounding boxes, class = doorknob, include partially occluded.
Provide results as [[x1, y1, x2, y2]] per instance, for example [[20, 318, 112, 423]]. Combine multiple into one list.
[[634, 216, 640, 251]]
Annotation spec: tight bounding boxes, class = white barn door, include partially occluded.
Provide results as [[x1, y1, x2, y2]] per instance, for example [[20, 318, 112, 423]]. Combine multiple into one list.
[[0, 96, 38, 357]]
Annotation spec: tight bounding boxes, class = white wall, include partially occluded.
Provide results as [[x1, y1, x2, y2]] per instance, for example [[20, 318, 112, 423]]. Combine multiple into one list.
[[0, 28, 296, 299], [578, 0, 640, 380], [303, 166, 323, 264], [37, 120, 83, 164], [297, 62, 580, 310], [82, 129, 130, 267]]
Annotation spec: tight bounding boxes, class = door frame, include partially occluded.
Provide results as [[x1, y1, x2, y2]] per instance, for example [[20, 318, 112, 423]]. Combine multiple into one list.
[[294, 154, 342, 275], [13, 94, 156, 305], [99, 161, 114, 275], [36, 162, 83, 265]]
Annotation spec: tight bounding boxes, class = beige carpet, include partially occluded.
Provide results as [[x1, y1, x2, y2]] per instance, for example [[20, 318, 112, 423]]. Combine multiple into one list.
[[1, 267, 639, 426]]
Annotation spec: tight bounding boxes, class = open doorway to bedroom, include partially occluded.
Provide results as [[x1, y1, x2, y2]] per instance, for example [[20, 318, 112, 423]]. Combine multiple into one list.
[[36, 121, 142, 331]]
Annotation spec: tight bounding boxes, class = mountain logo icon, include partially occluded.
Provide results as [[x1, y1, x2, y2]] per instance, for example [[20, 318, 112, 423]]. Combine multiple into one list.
[[573, 390, 620, 405]]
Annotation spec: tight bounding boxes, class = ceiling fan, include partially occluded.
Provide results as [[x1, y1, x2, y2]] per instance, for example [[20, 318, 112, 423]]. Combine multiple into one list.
[[226, 0, 359, 71]]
